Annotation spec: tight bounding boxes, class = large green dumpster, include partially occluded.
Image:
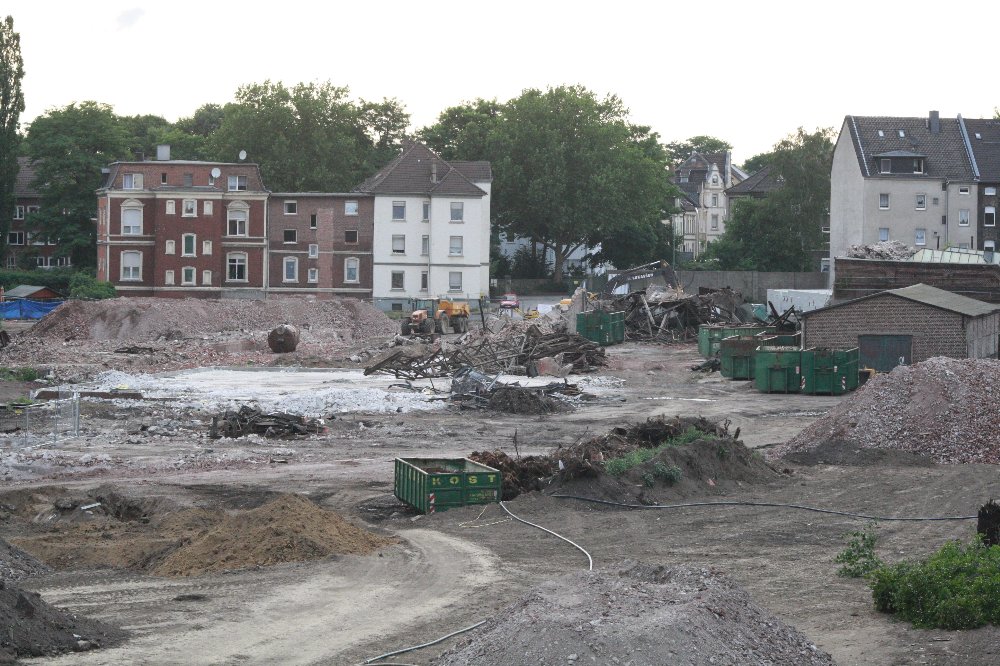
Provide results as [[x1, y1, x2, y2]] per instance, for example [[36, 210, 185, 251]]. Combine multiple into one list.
[[801, 347, 860, 395], [757, 332, 802, 348], [754, 346, 802, 393], [700, 325, 774, 358], [719, 335, 760, 380], [610, 311, 625, 344], [576, 311, 618, 346], [394, 458, 501, 514]]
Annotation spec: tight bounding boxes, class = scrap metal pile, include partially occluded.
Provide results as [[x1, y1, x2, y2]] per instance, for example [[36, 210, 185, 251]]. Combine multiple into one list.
[[450, 366, 580, 414], [608, 287, 753, 342], [209, 405, 326, 439], [364, 324, 606, 380]]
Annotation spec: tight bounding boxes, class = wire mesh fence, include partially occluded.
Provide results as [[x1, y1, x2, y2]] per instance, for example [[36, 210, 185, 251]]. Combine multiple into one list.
[[0, 392, 80, 445]]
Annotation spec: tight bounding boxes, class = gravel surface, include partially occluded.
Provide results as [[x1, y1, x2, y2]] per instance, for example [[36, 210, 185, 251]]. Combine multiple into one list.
[[774, 357, 1000, 464], [434, 561, 834, 666]]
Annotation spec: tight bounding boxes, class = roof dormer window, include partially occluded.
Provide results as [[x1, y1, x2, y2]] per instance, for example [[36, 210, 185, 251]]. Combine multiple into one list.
[[976, 133, 983, 140], [878, 130, 885, 137], [898, 130, 905, 138], [880, 159, 891, 174], [913, 159, 923, 174]]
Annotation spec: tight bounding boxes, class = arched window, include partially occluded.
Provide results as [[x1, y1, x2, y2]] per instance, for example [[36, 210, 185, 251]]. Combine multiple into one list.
[[121, 199, 143, 235], [227, 201, 249, 236]]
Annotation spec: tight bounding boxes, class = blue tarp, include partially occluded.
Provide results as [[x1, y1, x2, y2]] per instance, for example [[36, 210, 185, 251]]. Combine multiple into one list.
[[0, 299, 63, 320]]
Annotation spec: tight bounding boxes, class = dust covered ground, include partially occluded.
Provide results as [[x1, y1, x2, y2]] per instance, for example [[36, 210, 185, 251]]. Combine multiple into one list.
[[1, 304, 999, 665]]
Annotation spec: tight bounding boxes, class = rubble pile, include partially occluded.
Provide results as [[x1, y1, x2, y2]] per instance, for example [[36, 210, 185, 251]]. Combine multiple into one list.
[[434, 562, 833, 666], [468, 450, 556, 500], [365, 325, 606, 380], [0, 537, 50, 581], [209, 405, 327, 439], [776, 357, 1000, 464], [449, 367, 582, 414], [846, 240, 914, 260], [609, 287, 752, 342]]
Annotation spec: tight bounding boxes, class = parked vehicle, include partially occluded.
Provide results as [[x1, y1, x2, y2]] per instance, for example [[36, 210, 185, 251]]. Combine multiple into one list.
[[401, 299, 471, 335]]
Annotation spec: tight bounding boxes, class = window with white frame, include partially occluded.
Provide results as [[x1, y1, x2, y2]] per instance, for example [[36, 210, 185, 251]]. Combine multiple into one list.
[[308, 243, 319, 258], [420, 271, 428, 291], [880, 159, 891, 174], [915, 194, 926, 210], [5, 255, 14, 268], [165, 270, 175, 285], [121, 251, 142, 281], [987, 207, 996, 227], [6, 231, 24, 245], [283, 229, 297, 244], [960, 186, 970, 195], [344, 258, 359, 283], [448, 271, 462, 291], [820, 258, 831, 273], [202, 240, 212, 255], [182, 234, 196, 257], [879, 227, 889, 241], [29, 233, 44, 246], [450, 202, 464, 222], [35, 256, 49, 268], [345, 229, 358, 244], [121, 202, 143, 235], [202, 270, 212, 285], [310, 214, 317, 229], [345, 200, 359, 216], [449, 236, 463, 255], [390, 271, 404, 290], [710, 214, 719, 230], [160, 173, 167, 184], [204, 201, 213, 215], [227, 204, 248, 236], [182, 199, 196, 217], [712, 175, 719, 185], [308, 268, 318, 283], [711, 194, 719, 207], [915, 228, 926, 246], [123, 173, 143, 189], [392, 202, 405, 221], [26, 205, 38, 216], [284, 200, 297, 215], [283, 257, 298, 282], [960, 209, 970, 226], [422, 201, 430, 221], [879, 193, 890, 209], [392, 235, 405, 254], [228, 175, 247, 191], [181, 267, 196, 285], [165, 240, 175, 255], [913, 159, 923, 174], [227, 253, 247, 281], [166, 200, 176, 215], [986, 187, 998, 196], [421, 235, 429, 255]]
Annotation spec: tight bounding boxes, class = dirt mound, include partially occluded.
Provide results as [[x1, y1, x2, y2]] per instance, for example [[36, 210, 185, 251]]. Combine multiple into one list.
[[29, 297, 397, 342], [0, 538, 50, 581], [152, 494, 396, 576], [486, 386, 571, 415], [469, 451, 556, 500], [774, 357, 1000, 464], [433, 562, 833, 666], [0, 581, 125, 661]]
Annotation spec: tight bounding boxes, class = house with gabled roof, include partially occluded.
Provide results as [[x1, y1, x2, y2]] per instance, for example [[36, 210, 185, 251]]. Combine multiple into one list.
[[830, 111, 979, 278], [669, 151, 747, 259], [5, 157, 70, 271], [960, 118, 1000, 253], [354, 141, 491, 306]]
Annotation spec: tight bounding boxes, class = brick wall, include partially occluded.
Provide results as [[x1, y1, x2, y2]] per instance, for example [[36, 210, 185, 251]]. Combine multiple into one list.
[[803, 294, 967, 361]]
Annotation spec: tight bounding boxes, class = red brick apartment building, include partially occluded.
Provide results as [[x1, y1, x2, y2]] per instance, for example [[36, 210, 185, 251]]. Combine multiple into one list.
[[266, 194, 373, 298], [7, 157, 69, 270]]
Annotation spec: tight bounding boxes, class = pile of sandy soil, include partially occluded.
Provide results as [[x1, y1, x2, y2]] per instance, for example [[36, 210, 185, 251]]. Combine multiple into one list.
[[153, 494, 396, 576], [10, 491, 396, 577], [774, 357, 1000, 464], [434, 562, 833, 665], [0, 537, 50, 581], [30, 297, 397, 342], [0, 582, 125, 661]]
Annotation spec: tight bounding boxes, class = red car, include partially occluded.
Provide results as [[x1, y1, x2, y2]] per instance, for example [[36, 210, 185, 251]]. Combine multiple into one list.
[[499, 293, 520, 309]]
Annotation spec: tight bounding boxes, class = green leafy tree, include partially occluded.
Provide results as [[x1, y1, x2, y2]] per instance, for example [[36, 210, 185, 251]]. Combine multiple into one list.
[[702, 127, 834, 271], [664, 135, 732, 166], [208, 80, 379, 191], [176, 103, 225, 137], [361, 97, 411, 172], [26, 101, 129, 268], [742, 151, 775, 174], [418, 99, 502, 161], [0, 15, 25, 261]]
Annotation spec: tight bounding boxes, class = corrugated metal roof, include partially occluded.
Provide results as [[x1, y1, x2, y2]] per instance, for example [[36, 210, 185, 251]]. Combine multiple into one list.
[[910, 248, 1000, 265]]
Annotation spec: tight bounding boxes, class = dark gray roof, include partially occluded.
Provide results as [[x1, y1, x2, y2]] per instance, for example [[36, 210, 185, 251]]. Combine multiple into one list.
[[451, 161, 492, 182], [15, 157, 38, 198], [726, 164, 783, 197], [845, 115, 975, 180], [962, 118, 1000, 181], [354, 142, 487, 197], [873, 149, 926, 158], [804, 283, 1000, 319]]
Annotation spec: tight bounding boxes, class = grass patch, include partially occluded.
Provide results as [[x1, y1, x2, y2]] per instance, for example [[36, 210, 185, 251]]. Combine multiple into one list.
[[835, 522, 882, 578], [603, 426, 713, 477], [869, 536, 1000, 629], [0, 367, 40, 382]]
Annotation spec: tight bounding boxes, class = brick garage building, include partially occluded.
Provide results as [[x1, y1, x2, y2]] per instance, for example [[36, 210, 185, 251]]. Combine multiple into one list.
[[802, 283, 1000, 371]]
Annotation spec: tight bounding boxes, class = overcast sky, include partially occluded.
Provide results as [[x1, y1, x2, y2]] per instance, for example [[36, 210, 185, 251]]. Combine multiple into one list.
[[7, 0, 999, 166]]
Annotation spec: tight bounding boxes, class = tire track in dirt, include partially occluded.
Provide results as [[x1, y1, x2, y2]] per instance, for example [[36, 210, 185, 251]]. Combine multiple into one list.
[[26, 528, 500, 665]]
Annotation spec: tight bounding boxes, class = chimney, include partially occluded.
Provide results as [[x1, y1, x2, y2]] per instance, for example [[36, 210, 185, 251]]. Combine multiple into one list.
[[156, 144, 171, 161], [431, 161, 438, 184], [929, 111, 940, 134]]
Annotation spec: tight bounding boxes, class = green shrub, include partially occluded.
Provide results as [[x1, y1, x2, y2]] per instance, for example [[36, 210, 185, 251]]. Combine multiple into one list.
[[869, 536, 1000, 629], [603, 427, 714, 477], [68, 273, 116, 300], [0, 367, 40, 382], [835, 522, 883, 578], [653, 462, 682, 485], [641, 472, 656, 488]]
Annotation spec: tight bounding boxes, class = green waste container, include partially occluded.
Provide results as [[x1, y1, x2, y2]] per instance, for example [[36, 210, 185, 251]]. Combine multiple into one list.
[[576, 311, 618, 346], [754, 346, 802, 393], [701, 325, 776, 358], [757, 332, 802, 348], [719, 335, 760, 380], [610, 311, 625, 344], [394, 458, 501, 514], [801, 347, 859, 395]]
